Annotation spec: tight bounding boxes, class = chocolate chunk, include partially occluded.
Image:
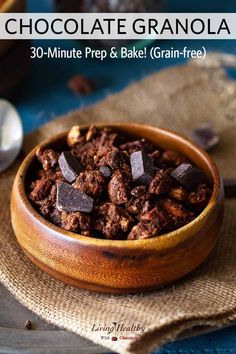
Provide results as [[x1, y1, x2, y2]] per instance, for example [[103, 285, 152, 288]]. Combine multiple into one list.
[[36, 149, 59, 171], [188, 184, 212, 210], [73, 170, 106, 198], [127, 189, 149, 216], [120, 139, 154, 155], [61, 211, 91, 233], [130, 185, 147, 197], [168, 186, 188, 202], [24, 320, 32, 330], [171, 163, 206, 190], [223, 179, 236, 198], [99, 165, 112, 178], [188, 124, 219, 151], [56, 182, 93, 213], [94, 202, 132, 239], [108, 171, 128, 205], [149, 169, 173, 195], [161, 150, 189, 167], [161, 198, 194, 230], [140, 206, 169, 230], [59, 151, 83, 183], [130, 151, 154, 185], [67, 75, 95, 96], [102, 147, 124, 170], [29, 178, 53, 202], [128, 222, 159, 240], [149, 150, 161, 165]]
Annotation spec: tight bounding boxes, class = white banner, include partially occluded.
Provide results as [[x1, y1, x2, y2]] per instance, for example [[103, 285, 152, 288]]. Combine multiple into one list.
[[0, 13, 235, 40]]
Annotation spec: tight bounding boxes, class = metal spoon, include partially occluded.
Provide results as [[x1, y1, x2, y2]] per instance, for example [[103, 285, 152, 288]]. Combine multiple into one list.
[[0, 99, 23, 173]]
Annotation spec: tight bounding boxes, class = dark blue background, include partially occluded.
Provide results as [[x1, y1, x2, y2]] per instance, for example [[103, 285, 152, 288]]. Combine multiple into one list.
[[13, 0, 236, 352]]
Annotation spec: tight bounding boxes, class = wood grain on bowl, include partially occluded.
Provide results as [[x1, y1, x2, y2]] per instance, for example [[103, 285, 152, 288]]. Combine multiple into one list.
[[11, 123, 224, 294]]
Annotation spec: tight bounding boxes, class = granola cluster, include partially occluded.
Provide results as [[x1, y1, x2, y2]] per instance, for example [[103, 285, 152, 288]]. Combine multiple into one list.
[[28, 125, 212, 240]]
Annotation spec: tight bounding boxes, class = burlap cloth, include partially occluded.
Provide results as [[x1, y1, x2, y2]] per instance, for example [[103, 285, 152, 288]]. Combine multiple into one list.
[[1, 53, 236, 354]]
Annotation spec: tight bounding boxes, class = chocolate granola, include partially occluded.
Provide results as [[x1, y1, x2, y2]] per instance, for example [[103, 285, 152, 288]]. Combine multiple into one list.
[[28, 125, 213, 240]]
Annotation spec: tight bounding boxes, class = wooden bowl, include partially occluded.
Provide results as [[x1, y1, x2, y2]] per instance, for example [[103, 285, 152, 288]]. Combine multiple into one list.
[[11, 123, 224, 294]]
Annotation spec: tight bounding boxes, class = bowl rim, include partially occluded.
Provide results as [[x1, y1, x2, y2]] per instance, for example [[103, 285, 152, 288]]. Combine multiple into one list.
[[14, 122, 222, 250]]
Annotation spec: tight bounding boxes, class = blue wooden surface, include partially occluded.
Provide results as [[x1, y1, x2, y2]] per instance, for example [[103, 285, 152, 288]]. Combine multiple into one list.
[[12, 0, 236, 352]]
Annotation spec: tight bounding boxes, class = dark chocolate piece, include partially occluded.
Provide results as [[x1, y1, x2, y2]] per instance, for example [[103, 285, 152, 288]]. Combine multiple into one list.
[[24, 320, 32, 330], [56, 182, 94, 213], [223, 179, 236, 198], [58, 151, 83, 183], [99, 165, 112, 178], [130, 150, 154, 185], [68, 75, 95, 96], [188, 124, 219, 151], [171, 163, 206, 190]]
